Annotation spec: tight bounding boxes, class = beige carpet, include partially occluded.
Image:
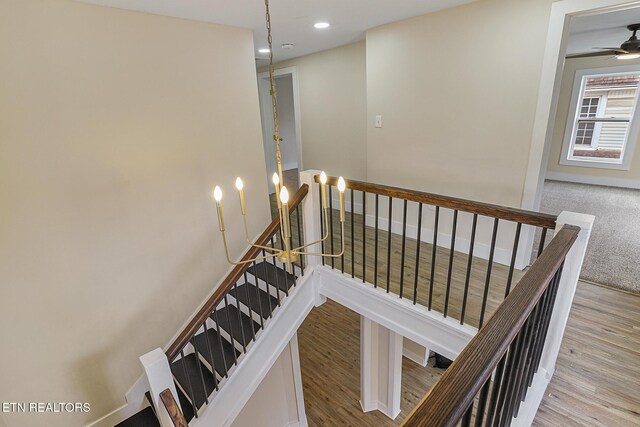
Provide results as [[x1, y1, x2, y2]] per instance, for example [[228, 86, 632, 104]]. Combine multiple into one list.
[[538, 180, 640, 293]]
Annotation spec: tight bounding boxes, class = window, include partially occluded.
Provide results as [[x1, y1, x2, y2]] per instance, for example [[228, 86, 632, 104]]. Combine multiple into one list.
[[561, 66, 640, 170]]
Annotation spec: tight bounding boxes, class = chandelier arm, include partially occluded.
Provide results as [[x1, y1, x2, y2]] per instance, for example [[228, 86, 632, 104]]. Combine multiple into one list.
[[289, 205, 331, 252], [294, 222, 345, 257], [242, 211, 280, 252], [221, 229, 283, 265]]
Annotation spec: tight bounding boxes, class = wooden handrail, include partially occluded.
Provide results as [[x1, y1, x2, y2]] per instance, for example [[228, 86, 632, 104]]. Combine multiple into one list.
[[165, 184, 309, 361], [159, 388, 188, 427], [402, 225, 579, 427], [315, 175, 557, 229]]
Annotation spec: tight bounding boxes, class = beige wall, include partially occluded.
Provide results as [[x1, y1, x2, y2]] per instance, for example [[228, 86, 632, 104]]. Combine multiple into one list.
[[366, 0, 553, 206], [263, 41, 368, 180], [0, 1, 269, 426], [546, 56, 640, 182], [231, 342, 300, 427]]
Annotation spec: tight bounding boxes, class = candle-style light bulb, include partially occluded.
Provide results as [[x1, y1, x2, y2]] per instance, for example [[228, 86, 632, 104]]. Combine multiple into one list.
[[213, 186, 223, 202], [337, 177, 346, 222], [235, 177, 244, 191], [319, 171, 328, 209], [279, 186, 289, 204], [272, 173, 280, 186], [235, 177, 246, 215]]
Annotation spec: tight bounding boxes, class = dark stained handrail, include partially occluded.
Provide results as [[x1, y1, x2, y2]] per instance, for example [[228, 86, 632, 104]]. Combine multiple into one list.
[[315, 175, 557, 229], [165, 184, 309, 361], [159, 388, 189, 427], [402, 225, 579, 427]]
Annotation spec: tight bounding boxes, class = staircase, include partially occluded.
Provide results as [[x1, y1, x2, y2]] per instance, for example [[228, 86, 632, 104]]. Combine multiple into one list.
[[116, 260, 298, 427]]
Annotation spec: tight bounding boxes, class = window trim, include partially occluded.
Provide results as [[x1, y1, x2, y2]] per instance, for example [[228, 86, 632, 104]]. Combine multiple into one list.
[[560, 65, 640, 170]]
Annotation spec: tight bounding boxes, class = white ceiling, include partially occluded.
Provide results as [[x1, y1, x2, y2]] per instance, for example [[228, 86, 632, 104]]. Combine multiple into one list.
[[567, 8, 640, 55], [75, 0, 476, 65]]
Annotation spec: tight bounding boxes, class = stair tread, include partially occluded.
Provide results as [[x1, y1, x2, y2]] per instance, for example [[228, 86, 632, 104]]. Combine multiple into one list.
[[170, 353, 216, 411], [211, 305, 261, 347], [175, 384, 195, 423], [192, 327, 239, 377], [229, 282, 279, 319], [247, 261, 296, 291], [115, 406, 160, 427]]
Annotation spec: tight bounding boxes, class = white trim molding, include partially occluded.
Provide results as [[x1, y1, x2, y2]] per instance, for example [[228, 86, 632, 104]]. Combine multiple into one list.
[[546, 171, 640, 189]]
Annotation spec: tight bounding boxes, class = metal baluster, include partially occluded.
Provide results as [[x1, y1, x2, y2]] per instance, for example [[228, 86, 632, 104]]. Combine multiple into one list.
[[201, 322, 219, 391], [428, 206, 440, 310], [485, 355, 507, 427], [231, 292, 246, 353], [537, 227, 548, 259], [461, 402, 473, 427], [181, 350, 198, 418], [513, 304, 541, 417], [412, 203, 423, 305], [222, 297, 238, 364], [474, 379, 491, 427], [362, 191, 366, 283], [460, 214, 478, 325], [399, 200, 408, 299], [190, 337, 209, 405], [494, 334, 522, 426], [525, 280, 553, 389], [386, 196, 393, 293], [505, 222, 522, 297], [500, 316, 534, 426], [245, 270, 264, 328], [443, 210, 458, 317], [479, 218, 499, 328], [296, 206, 304, 275], [374, 194, 379, 288], [212, 310, 230, 376], [350, 188, 354, 278], [329, 185, 335, 269], [319, 183, 325, 266], [239, 275, 257, 338]]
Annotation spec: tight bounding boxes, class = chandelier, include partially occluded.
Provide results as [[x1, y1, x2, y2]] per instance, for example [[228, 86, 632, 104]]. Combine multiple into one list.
[[212, 0, 345, 273]]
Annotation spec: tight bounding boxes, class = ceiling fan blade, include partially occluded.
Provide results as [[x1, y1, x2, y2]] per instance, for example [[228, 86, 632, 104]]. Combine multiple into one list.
[[566, 50, 616, 59], [591, 47, 625, 51]]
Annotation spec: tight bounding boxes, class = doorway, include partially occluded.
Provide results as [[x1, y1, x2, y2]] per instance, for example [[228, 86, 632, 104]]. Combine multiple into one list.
[[257, 67, 303, 199]]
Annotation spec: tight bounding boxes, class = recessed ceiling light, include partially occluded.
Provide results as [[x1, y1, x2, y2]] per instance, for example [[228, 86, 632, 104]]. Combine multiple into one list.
[[258, 48, 270, 54], [314, 22, 330, 29]]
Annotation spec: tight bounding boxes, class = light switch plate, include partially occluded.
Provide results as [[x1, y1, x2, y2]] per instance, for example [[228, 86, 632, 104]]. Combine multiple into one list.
[[375, 115, 382, 128]]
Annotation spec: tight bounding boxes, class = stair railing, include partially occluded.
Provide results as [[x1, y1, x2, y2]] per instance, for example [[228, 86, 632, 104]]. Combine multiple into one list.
[[402, 225, 579, 426], [315, 175, 558, 329], [159, 388, 188, 427]]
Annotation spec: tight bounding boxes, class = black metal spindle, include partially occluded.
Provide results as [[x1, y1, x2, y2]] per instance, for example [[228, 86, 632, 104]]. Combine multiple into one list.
[[191, 338, 209, 405], [362, 191, 366, 283], [537, 227, 548, 258], [485, 355, 507, 427], [319, 183, 325, 266], [329, 185, 335, 269], [500, 317, 533, 426], [234, 281, 254, 342], [494, 333, 522, 425], [479, 218, 499, 328], [460, 214, 478, 325], [443, 210, 458, 317], [181, 350, 199, 418], [245, 270, 264, 328], [474, 379, 491, 427], [386, 196, 393, 293], [525, 280, 553, 389], [351, 188, 355, 278], [274, 237, 289, 297], [255, 259, 273, 318], [505, 222, 522, 297], [296, 206, 304, 275], [512, 304, 541, 417], [428, 206, 440, 310], [201, 322, 219, 391], [374, 194, 379, 288], [212, 310, 229, 376], [399, 200, 408, 299], [413, 203, 423, 305], [223, 297, 239, 363], [230, 293, 246, 353], [461, 402, 473, 427]]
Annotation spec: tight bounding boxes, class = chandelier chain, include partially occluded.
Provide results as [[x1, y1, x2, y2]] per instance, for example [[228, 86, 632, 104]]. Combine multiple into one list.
[[265, 0, 282, 170]]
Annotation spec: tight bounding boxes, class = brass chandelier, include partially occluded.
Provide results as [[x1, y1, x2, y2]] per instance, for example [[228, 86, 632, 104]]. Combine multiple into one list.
[[212, 0, 345, 273]]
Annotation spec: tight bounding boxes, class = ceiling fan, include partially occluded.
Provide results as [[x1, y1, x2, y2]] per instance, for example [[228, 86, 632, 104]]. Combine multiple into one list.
[[568, 24, 640, 60]]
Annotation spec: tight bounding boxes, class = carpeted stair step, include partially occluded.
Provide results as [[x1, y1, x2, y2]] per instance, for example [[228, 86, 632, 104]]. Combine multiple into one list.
[[191, 327, 239, 377], [170, 353, 216, 411], [247, 261, 296, 292], [229, 282, 279, 319], [211, 305, 261, 348], [114, 406, 160, 427]]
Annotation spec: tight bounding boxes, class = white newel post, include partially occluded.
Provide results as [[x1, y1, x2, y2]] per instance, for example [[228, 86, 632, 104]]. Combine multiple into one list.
[[539, 211, 594, 375], [140, 348, 181, 427]]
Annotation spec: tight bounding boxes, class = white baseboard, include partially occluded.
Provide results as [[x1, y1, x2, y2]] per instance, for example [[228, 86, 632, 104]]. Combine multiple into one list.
[[546, 171, 640, 189]]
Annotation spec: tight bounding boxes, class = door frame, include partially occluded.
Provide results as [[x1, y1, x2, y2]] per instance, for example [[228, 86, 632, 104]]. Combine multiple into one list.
[[257, 66, 303, 193], [519, 0, 640, 267]]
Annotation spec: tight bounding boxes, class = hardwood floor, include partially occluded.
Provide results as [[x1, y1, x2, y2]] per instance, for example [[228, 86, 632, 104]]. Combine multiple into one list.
[[297, 282, 640, 426]]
